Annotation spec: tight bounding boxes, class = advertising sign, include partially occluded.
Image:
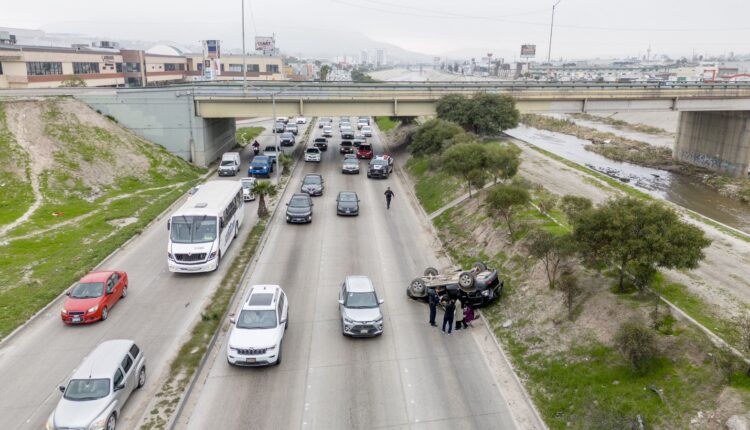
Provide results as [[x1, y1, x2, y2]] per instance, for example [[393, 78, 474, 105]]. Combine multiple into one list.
[[204, 40, 220, 58], [255, 36, 275, 52], [521, 44, 536, 58]]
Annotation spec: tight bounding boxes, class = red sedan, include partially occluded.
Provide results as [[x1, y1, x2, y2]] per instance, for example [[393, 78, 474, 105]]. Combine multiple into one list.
[[61, 271, 128, 324]]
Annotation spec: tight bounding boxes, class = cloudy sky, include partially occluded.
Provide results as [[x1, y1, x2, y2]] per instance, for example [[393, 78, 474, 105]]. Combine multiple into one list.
[[4, 0, 750, 60]]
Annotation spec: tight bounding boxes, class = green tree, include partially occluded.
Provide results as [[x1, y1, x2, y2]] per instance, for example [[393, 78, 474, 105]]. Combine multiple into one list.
[[484, 144, 520, 183], [410, 119, 465, 155], [559, 271, 581, 321], [573, 197, 711, 293], [615, 321, 657, 375], [435, 94, 472, 128], [441, 143, 488, 197], [319, 65, 331, 81], [527, 229, 576, 289], [278, 153, 293, 176], [486, 184, 530, 238], [61, 76, 86, 87], [559, 195, 593, 225], [254, 181, 277, 218], [467, 169, 489, 193], [436, 93, 520, 135], [350, 69, 378, 83]]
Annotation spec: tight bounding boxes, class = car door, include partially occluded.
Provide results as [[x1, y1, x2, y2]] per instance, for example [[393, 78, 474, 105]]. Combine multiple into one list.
[[120, 353, 136, 397], [112, 272, 123, 299], [105, 275, 117, 307], [112, 367, 125, 410], [339, 284, 346, 318]]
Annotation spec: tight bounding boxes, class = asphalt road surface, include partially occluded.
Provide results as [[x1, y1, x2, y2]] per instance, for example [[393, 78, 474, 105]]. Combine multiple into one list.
[[0, 118, 307, 430], [179, 119, 518, 430]]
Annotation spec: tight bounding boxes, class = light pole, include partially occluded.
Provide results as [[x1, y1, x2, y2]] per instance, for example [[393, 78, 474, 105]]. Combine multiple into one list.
[[241, 0, 247, 93], [271, 92, 280, 180], [547, 0, 562, 65]]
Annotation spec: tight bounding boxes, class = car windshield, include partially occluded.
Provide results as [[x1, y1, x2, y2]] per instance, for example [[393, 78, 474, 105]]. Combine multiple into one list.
[[289, 196, 310, 207], [315, 138, 326, 143], [70, 282, 104, 299], [344, 159, 358, 165], [241, 181, 254, 189], [64, 379, 110, 401], [306, 148, 319, 154], [237, 309, 277, 329], [341, 141, 352, 146], [339, 193, 357, 202], [251, 159, 267, 167], [344, 291, 378, 308], [359, 145, 372, 151], [304, 176, 322, 185], [220, 160, 235, 166], [170, 215, 217, 244], [371, 160, 387, 166], [281, 133, 292, 138], [265, 146, 277, 151]]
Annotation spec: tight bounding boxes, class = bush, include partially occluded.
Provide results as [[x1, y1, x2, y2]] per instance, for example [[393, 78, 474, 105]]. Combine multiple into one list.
[[615, 321, 658, 374], [410, 119, 466, 156]]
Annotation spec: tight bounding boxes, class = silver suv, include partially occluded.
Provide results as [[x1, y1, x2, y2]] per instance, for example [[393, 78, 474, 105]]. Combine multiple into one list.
[[47, 339, 146, 430], [338, 276, 384, 337]]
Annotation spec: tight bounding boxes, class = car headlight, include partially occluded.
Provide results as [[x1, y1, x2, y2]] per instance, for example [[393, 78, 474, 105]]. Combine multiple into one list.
[[208, 251, 218, 260], [167, 252, 174, 261], [343, 316, 355, 324], [87, 305, 99, 314], [61, 308, 68, 315], [89, 415, 107, 430], [46, 413, 54, 430], [482, 290, 490, 297]]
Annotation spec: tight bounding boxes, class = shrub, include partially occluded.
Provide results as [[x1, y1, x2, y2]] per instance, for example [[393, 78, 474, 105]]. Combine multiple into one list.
[[615, 321, 658, 374]]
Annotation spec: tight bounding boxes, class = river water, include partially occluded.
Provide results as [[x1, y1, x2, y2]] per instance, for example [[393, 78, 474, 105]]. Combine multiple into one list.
[[506, 125, 750, 233]]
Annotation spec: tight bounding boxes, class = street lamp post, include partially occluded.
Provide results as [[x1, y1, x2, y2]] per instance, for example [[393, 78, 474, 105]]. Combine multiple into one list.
[[241, 0, 247, 93], [547, 0, 562, 65], [271, 92, 280, 180]]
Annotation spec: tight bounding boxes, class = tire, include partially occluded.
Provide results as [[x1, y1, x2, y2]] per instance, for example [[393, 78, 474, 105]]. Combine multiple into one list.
[[473, 262, 487, 272], [137, 367, 146, 388], [234, 222, 238, 239], [121, 286, 128, 299], [458, 272, 475, 288], [106, 413, 116, 430], [423, 267, 439, 277], [409, 278, 427, 297], [101, 307, 109, 321]]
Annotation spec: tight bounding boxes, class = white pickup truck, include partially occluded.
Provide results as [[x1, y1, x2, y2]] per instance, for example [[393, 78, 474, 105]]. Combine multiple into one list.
[[263, 145, 282, 164]]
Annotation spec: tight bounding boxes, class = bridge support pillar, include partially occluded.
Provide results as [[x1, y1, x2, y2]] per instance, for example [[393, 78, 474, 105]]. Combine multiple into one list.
[[675, 111, 750, 177]]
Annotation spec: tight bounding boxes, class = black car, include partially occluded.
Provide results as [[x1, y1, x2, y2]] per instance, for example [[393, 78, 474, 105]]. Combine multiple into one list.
[[339, 140, 354, 154], [407, 262, 503, 307], [313, 137, 329, 151], [280, 132, 295, 146], [286, 193, 313, 224], [367, 157, 392, 179], [336, 191, 360, 216], [273, 122, 285, 133], [301, 173, 324, 196]]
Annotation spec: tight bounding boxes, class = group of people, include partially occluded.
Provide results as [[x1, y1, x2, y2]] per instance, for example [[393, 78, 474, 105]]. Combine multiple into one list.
[[427, 287, 475, 335]]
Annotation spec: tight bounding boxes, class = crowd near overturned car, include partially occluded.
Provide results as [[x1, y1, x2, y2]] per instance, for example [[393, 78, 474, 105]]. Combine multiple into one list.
[[406, 262, 503, 307]]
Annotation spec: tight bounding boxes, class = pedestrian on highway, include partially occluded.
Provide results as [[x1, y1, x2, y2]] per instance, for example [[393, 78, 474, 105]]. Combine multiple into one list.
[[384, 187, 395, 210], [455, 297, 466, 330], [427, 288, 439, 327], [442, 298, 456, 335], [464, 303, 475, 328]]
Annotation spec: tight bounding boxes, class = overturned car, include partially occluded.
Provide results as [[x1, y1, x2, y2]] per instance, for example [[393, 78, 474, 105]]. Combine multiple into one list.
[[406, 262, 503, 307]]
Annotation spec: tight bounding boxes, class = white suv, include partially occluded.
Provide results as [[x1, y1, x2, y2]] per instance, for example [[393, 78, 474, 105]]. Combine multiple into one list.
[[339, 276, 384, 337], [227, 285, 288, 366]]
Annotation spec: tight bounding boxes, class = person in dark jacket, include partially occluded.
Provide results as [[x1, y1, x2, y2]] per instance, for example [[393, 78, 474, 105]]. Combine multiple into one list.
[[442, 298, 456, 335], [384, 187, 395, 209], [427, 288, 439, 326]]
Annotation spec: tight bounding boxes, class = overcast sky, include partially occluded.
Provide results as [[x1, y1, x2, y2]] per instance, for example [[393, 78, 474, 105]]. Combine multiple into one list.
[[4, 0, 750, 60]]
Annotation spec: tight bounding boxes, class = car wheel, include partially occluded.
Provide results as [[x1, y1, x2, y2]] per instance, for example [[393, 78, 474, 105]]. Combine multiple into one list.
[[409, 278, 427, 297], [423, 267, 439, 277], [137, 367, 146, 388], [458, 272, 475, 288], [121, 286, 128, 298], [106, 413, 116, 430], [473, 262, 487, 272], [101, 306, 109, 321], [234, 222, 238, 239]]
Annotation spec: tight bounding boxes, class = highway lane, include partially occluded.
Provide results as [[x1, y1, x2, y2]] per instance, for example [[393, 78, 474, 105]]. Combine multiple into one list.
[[180, 119, 518, 429], [0, 118, 307, 429]]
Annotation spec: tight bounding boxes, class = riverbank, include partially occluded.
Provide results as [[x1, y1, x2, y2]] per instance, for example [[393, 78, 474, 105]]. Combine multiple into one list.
[[521, 114, 750, 204]]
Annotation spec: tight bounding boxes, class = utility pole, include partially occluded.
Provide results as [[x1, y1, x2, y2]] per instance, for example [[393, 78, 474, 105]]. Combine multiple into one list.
[[241, 0, 247, 93], [547, 0, 562, 65]]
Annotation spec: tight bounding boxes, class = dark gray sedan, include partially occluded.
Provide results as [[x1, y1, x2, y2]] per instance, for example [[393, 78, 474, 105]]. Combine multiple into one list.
[[286, 193, 314, 223], [301, 173, 324, 196], [336, 191, 360, 216]]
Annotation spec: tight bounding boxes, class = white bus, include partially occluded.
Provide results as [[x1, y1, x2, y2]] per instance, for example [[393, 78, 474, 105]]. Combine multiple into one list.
[[167, 181, 245, 273]]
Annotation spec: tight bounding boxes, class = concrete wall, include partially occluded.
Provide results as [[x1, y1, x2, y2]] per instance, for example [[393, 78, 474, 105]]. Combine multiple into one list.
[[675, 111, 750, 177], [77, 88, 235, 167]]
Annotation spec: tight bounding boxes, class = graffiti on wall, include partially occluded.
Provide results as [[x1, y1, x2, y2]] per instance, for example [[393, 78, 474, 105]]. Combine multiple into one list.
[[678, 149, 746, 176]]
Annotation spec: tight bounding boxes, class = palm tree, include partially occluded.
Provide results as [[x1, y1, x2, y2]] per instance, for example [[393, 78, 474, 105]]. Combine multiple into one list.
[[254, 181, 278, 218]]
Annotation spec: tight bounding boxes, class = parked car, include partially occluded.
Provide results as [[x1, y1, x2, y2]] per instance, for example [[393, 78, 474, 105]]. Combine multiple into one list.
[[342, 158, 360, 174], [273, 122, 286, 133], [338, 275, 384, 337], [406, 262, 503, 307], [367, 156, 393, 179], [47, 340, 146, 430], [362, 126, 373, 137], [279, 132, 295, 147], [61, 271, 128, 324], [218, 152, 241, 176], [227, 285, 288, 366], [284, 123, 299, 135], [304, 147, 321, 163], [319, 117, 332, 128], [295, 116, 307, 124], [301, 173, 324, 196], [286, 193, 314, 223], [322, 126, 333, 137], [336, 191, 360, 216], [313, 137, 329, 151], [356, 143, 373, 159], [263, 145, 282, 164], [340, 140, 354, 154], [248, 155, 273, 177], [241, 177, 256, 201]]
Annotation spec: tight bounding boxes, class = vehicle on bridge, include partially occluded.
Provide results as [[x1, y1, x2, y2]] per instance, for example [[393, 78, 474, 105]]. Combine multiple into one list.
[[167, 181, 244, 273], [248, 156, 273, 177], [227, 285, 288, 366], [339, 275, 384, 337], [61, 271, 128, 324], [406, 262, 503, 307]]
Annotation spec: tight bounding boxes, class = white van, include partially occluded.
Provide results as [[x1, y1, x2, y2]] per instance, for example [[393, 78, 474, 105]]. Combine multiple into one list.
[[218, 152, 241, 176]]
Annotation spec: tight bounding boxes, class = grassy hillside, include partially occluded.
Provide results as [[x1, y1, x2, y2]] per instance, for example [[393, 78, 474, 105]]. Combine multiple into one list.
[[0, 98, 205, 340], [0, 104, 34, 226]]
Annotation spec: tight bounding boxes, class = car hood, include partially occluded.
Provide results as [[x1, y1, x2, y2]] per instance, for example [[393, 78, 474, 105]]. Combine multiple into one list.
[[343, 307, 381, 322], [64, 296, 102, 313], [287, 206, 311, 215], [370, 164, 384, 169], [338, 201, 358, 209], [53, 396, 111, 428], [302, 184, 322, 192], [250, 163, 269, 170], [229, 326, 279, 349]]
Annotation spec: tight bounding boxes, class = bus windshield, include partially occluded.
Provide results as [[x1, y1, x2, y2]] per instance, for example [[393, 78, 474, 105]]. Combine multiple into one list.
[[170, 215, 217, 244]]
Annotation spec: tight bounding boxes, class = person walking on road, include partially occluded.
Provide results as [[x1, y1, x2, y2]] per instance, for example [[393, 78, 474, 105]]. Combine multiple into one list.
[[384, 187, 395, 210], [442, 298, 456, 335], [428, 288, 439, 327], [455, 297, 466, 330]]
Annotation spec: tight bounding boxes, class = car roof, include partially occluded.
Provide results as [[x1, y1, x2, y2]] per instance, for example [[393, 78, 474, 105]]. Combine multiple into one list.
[[79, 271, 116, 283], [291, 192, 311, 199], [244, 285, 282, 310], [345, 276, 375, 292], [338, 191, 357, 197], [304, 173, 322, 178], [71, 339, 135, 380], [306, 146, 320, 151]]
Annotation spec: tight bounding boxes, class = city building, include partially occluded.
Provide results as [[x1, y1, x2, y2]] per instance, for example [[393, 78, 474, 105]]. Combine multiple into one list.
[[376, 49, 385, 67]]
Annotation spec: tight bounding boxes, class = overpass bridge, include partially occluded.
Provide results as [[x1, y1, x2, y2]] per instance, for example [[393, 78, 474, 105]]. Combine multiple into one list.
[[3, 82, 750, 175]]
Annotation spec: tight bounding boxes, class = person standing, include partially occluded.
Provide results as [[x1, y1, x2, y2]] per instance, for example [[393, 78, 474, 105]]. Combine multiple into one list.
[[455, 297, 465, 330], [427, 288, 439, 327], [442, 298, 456, 335], [384, 187, 395, 210], [464, 303, 475, 328]]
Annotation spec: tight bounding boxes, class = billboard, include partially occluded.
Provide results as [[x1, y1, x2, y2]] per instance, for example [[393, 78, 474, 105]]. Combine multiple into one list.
[[204, 40, 220, 58], [521, 44, 536, 57], [255, 36, 275, 52]]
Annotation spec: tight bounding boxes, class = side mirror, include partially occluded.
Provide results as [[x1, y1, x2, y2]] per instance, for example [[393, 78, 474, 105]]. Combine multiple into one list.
[[338, 299, 344, 305], [65, 291, 71, 296], [219, 219, 225, 229], [378, 299, 385, 304], [166, 220, 170, 231], [280, 318, 287, 324], [114, 383, 125, 392], [59, 385, 66, 393], [285, 203, 289, 206], [229, 317, 236, 324]]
